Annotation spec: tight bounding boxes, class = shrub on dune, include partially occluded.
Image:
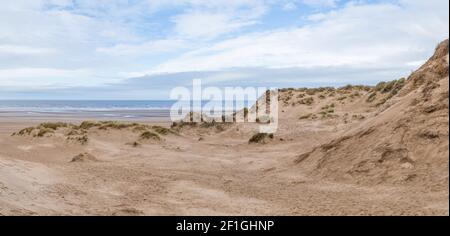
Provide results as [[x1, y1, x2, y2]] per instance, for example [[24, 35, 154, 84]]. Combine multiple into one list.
[[249, 133, 274, 144], [38, 122, 69, 130]]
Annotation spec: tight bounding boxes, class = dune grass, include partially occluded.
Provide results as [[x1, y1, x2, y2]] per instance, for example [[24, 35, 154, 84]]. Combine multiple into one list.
[[249, 133, 274, 144], [140, 131, 161, 141]]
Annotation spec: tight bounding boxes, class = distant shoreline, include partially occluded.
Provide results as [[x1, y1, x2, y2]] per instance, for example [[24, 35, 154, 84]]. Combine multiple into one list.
[[0, 109, 172, 123]]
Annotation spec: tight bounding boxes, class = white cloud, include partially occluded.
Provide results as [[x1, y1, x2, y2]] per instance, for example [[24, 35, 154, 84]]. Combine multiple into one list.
[[302, 0, 340, 8], [170, 0, 268, 39], [0, 44, 57, 55], [96, 39, 187, 56], [147, 0, 449, 74], [0, 68, 98, 88], [172, 11, 258, 39]]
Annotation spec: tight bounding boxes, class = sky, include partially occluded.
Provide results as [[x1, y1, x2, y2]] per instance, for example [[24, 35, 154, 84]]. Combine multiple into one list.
[[0, 0, 448, 100]]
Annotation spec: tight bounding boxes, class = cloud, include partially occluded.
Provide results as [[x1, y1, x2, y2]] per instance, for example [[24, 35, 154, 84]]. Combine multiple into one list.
[[0, 0, 448, 99], [170, 1, 268, 40], [302, 0, 340, 8], [0, 67, 113, 89], [0, 44, 57, 55], [281, 0, 340, 11], [172, 11, 258, 39], [96, 39, 187, 56], [145, 0, 448, 74]]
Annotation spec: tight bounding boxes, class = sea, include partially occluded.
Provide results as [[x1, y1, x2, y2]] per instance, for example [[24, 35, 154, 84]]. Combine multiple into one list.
[[0, 100, 252, 120]]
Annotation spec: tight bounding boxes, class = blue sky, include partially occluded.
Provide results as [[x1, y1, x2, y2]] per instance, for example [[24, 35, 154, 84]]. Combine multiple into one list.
[[0, 0, 448, 99]]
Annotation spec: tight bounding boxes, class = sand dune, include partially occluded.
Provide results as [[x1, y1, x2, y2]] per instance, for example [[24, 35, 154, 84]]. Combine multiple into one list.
[[0, 40, 448, 216]]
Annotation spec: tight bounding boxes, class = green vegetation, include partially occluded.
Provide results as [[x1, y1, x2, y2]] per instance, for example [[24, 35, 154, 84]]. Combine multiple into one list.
[[79, 121, 100, 130], [374, 78, 406, 94], [38, 122, 69, 130], [318, 104, 336, 118], [339, 85, 372, 91], [368, 78, 406, 105], [13, 122, 69, 137], [366, 92, 377, 102], [97, 121, 138, 130]]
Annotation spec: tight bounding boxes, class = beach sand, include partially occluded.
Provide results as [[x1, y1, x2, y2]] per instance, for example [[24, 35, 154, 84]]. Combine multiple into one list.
[[0, 118, 446, 216]]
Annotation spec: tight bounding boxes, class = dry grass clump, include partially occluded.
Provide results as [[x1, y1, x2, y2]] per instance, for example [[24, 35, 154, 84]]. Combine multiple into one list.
[[132, 125, 148, 132], [349, 92, 361, 99], [13, 127, 35, 136], [375, 78, 406, 94], [337, 96, 347, 101], [352, 114, 366, 120], [140, 131, 161, 141], [38, 122, 69, 130], [98, 121, 135, 130], [299, 113, 317, 120], [200, 121, 228, 132], [249, 133, 274, 144], [366, 92, 377, 102], [67, 129, 86, 136], [297, 93, 306, 99], [77, 121, 155, 132], [298, 97, 314, 106], [171, 119, 229, 133], [278, 88, 295, 93], [339, 84, 372, 92], [77, 135, 89, 145], [316, 104, 336, 119], [152, 126, 176, 135], [13, 126, 54, 138], [319, 111, 334, 118], [67, 134, 89, 145], [36, 128, 54, 137], [13, 122, 70, 137], [171, 121, 198, 129], [367, 78, 406, 104], [70, 153, 98, 163], [78, 121, 101, 130], [321, 103, 335, 110]]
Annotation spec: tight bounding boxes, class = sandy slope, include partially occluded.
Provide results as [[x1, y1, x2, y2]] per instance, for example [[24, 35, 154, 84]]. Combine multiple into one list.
[[0, 40, 448, 216]]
